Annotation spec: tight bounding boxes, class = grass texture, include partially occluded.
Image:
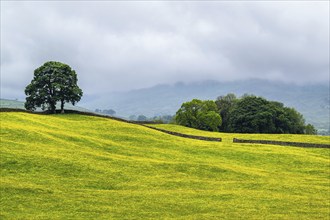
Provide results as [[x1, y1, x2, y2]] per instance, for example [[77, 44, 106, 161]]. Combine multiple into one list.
[[1, 112, 329, 219], [0, 99, 91, 112], [147, 124, 330, 144]]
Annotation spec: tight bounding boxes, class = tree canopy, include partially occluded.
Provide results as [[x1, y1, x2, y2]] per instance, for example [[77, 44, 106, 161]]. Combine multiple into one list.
[[95, 109, 116, 116], [137, 115, 148, 121], [25, 61, 83, 113], [227, 95, 308, 134], [175, 99, 222, 131], [176, 94, 317, 134], [215, 93, 237, 132]]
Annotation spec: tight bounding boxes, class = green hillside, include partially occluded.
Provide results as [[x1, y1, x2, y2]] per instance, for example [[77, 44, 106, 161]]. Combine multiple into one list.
[[0, 99, 91, 112], [1, 112, 329, 219], [147, 124, 330, 144]]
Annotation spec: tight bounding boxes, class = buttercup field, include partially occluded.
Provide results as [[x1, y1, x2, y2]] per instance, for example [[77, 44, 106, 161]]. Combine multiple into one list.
[[1, 1, 329, 219]]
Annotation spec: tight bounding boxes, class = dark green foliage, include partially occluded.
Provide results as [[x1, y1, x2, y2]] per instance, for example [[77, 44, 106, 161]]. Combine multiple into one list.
[[228, 95, 306, 134], [25, 61, 83, 113], [177, 94, 314, 134], [305, 124, 317, 135], [175, 99, 222, 131], [215, 93, 237, 132]]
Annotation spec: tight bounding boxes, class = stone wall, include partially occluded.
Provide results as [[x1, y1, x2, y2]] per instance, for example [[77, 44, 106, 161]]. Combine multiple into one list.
[[133, 121, 162, 124], [233, 138, 330, 148], [144, 125, 222, 142]]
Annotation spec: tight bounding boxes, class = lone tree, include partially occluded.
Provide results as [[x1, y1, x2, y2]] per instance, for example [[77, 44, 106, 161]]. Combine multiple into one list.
[[25, 61, 83, 113]]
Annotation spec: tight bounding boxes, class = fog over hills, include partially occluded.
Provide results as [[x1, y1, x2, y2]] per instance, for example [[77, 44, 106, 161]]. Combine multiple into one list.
[[2, 2, 329, 99], [81, 79, 329, 133], [2, 2, 328, 134]]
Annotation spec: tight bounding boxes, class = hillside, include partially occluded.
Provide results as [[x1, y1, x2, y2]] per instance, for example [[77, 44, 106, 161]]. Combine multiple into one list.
[[82, 79, 330, 134], [146, 124, 330, 144], [0, 99, 92, 113], [1, 112, 329, 219]]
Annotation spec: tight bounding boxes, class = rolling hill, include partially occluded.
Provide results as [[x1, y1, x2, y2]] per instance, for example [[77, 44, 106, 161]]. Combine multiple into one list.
[[82, 79, 330, 134], [146, 124, 330, 144], [0, 99, 92, 113], [0, 112, 329, 219]]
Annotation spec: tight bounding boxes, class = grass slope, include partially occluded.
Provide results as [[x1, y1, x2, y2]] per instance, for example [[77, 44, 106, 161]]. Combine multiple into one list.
[[147, 124, 330, 144], [0, 99, 92, 112], [1, 112, 329, 219]]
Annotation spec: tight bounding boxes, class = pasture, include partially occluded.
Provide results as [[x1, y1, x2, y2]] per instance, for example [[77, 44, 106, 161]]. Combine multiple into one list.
[[147, 123, 330, 144], [0, 112, 329, 219]]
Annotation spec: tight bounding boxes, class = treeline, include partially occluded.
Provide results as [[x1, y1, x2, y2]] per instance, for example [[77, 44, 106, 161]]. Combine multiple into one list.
[[94, 109, 174, 123], [128, 114, 174, 123], [95, 109, 116, 116], [175, 94, 317, 134]]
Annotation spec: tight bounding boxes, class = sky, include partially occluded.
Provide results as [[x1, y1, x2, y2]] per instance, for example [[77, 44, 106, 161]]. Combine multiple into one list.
[[1, 1, 329, 100]]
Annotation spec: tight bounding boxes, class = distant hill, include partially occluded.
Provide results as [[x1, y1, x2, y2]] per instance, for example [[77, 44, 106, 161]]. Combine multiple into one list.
[[81, 79, 329, 134], [0, 99, 92, 113]]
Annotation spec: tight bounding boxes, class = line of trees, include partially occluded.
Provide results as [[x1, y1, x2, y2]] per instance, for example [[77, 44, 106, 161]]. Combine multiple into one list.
[[175, 94, 317, 134], [129, 114, 174, 123], [95, 109, 116, 116], [23, 62, 317, 135]]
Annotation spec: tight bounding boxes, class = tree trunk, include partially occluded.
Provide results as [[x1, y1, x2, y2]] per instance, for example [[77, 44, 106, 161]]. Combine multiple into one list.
[[50, 103, 56, 114], [61, 100, 65, 114]]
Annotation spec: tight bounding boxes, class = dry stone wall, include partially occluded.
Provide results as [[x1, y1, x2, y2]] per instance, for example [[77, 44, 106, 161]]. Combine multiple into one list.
[[233, 138, 330, 148], [144, 125, 222, 142]]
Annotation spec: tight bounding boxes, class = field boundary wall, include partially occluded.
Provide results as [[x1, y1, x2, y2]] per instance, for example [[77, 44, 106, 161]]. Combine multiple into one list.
[[233, 138, 330, 148], [143, 125, 222, 142]]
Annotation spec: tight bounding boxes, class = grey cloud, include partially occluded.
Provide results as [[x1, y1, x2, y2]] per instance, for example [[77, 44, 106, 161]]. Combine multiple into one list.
[[1, 1, 329, 100]]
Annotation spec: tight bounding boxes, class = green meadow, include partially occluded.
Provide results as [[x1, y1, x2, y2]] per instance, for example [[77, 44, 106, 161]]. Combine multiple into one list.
[[147, 124, 330, 144], [1, 112, 329, 219]]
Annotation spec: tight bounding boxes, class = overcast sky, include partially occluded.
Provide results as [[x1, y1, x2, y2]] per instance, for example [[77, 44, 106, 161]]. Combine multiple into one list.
[[1, 1, 329, 99]]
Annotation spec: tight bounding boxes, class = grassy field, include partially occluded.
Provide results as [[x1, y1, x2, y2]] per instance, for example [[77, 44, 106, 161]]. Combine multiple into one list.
[[147, 124, 330, 144], [0, 99, 92, 112], [1, 112, 329, 219]]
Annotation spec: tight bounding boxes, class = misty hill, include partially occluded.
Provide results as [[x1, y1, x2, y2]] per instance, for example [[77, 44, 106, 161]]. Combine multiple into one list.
[[82, 79, 329, 133], [0, 99, 92, 113]]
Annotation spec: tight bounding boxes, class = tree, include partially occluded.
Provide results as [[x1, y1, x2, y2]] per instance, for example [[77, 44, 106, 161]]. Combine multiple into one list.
[[103, 109, 116, 115], [176, 99, 204, 128], [175, 99, 222, 131], [137, 115, 147, 121], [152, 115, 174, 124], [281, 107, 305, 134], [215, 93, 237, 131], [198, 111, 222, 131], [227, 95, 272, 133], [227, 95, 307, 134], [304, 124, 317, 135], [25, 61, 83, 113]]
